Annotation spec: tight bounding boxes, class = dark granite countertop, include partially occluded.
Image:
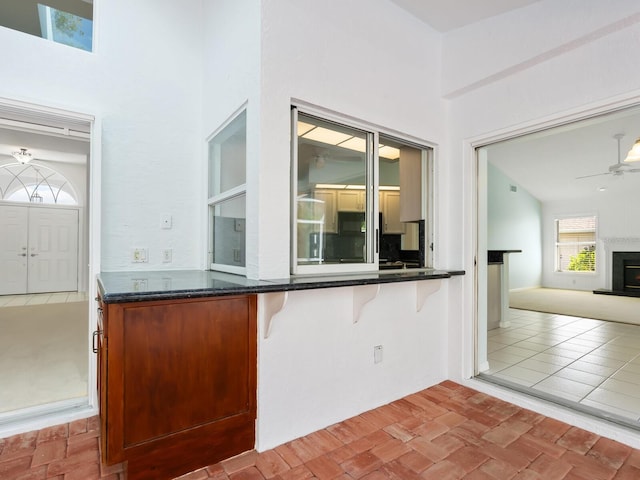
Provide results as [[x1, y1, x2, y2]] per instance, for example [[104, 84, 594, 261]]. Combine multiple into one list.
[[488, 250, 522, 265], [98, 268, 465, 303]]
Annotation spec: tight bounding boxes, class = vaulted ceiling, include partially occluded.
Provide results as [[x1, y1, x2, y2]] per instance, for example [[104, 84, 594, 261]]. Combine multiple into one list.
[[389, 0, 542, 32]]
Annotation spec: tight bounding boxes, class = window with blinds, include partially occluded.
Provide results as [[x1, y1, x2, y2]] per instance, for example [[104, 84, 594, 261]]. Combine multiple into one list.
[[555, 216, 596, 272]]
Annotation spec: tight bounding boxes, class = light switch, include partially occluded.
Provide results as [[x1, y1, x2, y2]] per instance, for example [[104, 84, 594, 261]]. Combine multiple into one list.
[[132, 248, 148, 263]]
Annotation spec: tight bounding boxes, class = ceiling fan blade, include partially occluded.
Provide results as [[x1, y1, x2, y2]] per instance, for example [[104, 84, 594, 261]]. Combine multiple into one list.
[[575, 172, 609, 179]]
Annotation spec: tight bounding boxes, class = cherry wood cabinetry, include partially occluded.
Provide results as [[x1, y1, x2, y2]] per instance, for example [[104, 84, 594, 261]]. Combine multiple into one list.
[[96, 294, 257, 480]]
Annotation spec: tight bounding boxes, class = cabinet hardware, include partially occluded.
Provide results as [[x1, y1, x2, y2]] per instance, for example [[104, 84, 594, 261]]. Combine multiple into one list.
[[92, 329, 103, 353], [18, 253, 26, 256], [30, 253, 38, 257]]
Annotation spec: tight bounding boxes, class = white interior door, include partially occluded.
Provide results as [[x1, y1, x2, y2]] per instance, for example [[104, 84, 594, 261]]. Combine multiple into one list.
[[27, 207, 79, 294], [0, 205, 29, 295]]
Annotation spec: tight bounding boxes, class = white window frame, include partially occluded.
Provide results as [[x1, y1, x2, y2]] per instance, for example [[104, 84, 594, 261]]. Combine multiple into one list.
[[291, 104, 434, 275], [554, 214, 597, 274], [207, 107, 247, 276]]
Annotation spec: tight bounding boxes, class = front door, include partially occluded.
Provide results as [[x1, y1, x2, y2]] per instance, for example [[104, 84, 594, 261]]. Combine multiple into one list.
[[0, 205, 29, 294], [27, 207, 79, 293], [0, 205, 79, 295]]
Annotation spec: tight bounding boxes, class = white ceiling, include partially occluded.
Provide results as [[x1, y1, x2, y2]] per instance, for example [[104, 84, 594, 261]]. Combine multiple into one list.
[[389, 0, 542, 32], [0, 128, 89, 165], [386, 0, 640, 204], [483, 105, 640, 203]]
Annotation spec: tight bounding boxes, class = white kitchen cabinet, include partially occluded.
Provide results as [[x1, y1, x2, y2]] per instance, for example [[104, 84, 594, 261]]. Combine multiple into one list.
[[313, 189, 337, 233], [399, 147, 422, 222], [337, 189, 366, 212], [380, 191, 405, 234]]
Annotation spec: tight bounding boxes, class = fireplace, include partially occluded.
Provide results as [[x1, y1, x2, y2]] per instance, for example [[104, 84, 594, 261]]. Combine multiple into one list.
[[612, 251, 640, 295]]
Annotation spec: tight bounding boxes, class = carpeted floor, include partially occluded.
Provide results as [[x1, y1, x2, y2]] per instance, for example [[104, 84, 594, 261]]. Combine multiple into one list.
[[509, 288, 640, 325], [0, 301, 88, 413]]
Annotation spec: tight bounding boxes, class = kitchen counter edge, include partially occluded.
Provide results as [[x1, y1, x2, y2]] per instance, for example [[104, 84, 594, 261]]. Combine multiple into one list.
[[97, 269, 465, 304]]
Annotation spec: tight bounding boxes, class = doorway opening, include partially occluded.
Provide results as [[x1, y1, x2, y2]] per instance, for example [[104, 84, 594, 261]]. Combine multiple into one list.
[[0, 100, 94, 426], [475, 101, 640, 429]]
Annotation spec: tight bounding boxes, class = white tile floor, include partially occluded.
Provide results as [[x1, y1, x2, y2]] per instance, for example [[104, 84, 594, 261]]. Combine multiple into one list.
[[0, 291, 88, 307], [484, 308, 640, 423]]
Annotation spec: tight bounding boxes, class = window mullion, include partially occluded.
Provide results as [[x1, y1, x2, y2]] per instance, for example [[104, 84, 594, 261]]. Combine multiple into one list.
[[291, 107, 300, 274], [370, 131, 379, 263]]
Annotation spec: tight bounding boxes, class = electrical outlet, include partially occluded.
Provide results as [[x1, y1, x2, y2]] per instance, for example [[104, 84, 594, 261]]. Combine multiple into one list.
[[162, 249, 172, 263], [374, 345, 383, 364], [132, 248, 148, 263], [132, 278, 148, 291]]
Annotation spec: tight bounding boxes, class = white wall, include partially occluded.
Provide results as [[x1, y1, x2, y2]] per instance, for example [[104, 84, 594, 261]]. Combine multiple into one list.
[[257, 282, 448, 450], [487, 162, 542, 289], [202, 0, 261, 277], [446, 0, 640, 445], [255, 0, 450, 450], [0, 0, 204, 271], [259, 0, 445, 280], [543, 188, 640, 291]]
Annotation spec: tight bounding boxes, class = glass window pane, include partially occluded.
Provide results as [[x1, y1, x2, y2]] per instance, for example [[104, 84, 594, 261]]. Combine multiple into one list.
[[379, 135, 425, 267], [209, 110, 247, 198], [555, 216, 596, 272], [296, 113, 369, 265], [0, 1, 94, 52], [0, 163, 79, 205], [38, 4, 93, 52], [211, 195, 246, 267]]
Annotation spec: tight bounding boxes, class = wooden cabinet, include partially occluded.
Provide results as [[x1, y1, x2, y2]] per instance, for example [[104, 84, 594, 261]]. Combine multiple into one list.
[[313, 189, 337, 233], [337, 189, 366, 212], [96, 294, 257, 480], [380, 191, 405, 234]]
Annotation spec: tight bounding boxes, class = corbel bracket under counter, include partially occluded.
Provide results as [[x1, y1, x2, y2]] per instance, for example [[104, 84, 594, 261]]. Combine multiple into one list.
[[261, 291, 288, 338]]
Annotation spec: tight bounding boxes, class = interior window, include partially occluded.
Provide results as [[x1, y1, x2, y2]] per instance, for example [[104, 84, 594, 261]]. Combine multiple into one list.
[[208, 110, 246, 274], [0, 1, 94, 52], [292, 107, 433, 274]]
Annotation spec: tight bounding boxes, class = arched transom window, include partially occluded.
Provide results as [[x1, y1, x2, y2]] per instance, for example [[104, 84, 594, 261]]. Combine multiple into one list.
[[0, 163, 78, 205]]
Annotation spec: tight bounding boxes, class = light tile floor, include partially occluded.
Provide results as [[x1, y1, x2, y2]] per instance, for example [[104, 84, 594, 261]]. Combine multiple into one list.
[[0, 291, 88, 307], [484, 308, 640, 424]]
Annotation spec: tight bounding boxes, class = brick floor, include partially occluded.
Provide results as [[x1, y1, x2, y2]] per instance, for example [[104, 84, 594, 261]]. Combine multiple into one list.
[[2, 381, 639, 479]]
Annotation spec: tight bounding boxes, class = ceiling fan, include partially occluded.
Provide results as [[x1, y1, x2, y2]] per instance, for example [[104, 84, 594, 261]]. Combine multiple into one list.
[[576, 133, 640, 179]]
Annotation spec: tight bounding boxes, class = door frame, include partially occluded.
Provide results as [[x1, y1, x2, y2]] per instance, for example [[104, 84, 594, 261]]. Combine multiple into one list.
[[469, 91, 640, 380], [460, 91, 640, 449], [0, 96, 101, 437]]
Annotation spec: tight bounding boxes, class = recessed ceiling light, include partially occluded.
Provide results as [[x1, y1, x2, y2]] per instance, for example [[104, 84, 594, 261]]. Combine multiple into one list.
[[337, 136, 367, 153], [302, 126, 352, 145], [297, 121, 316, 136], [597, 186, 607, 192], [379, 145, 400, 160]]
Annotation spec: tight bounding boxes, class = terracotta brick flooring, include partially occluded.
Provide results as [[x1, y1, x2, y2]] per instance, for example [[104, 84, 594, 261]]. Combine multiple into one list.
[[3, 381, 640, 479]]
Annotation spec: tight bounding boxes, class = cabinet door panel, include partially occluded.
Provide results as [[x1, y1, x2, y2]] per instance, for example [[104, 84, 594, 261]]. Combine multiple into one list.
[[121, 297, 253, 446], [102, 294, 257, 478], [337, 190, 364, 212]]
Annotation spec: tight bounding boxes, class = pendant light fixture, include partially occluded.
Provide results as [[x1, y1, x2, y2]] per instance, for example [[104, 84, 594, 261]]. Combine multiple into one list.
[[12, 148, 32, 164]]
